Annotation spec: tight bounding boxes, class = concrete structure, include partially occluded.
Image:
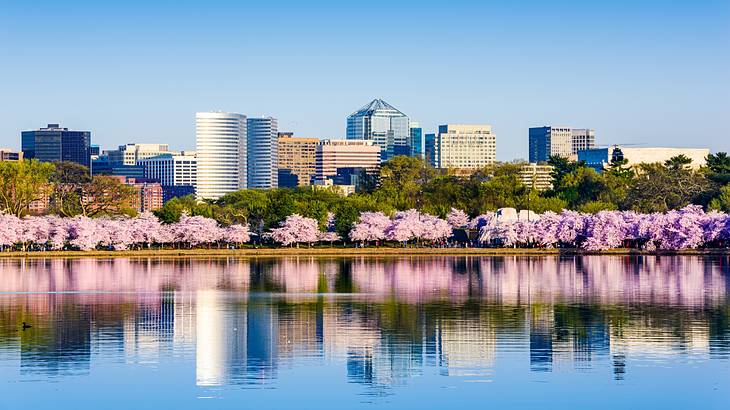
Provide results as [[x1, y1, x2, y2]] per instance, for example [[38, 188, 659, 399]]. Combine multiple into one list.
[[346, 99, 409, 160], [195, 112, 247, 200], [0, 148, 23, 161], [21, 124, 91, 168], [409, 122, 423, 159], [247, 117, 278, 189], [578, 146, 710, 172], [138, 152, 197, 187], [107, 143, 178, 167], [315, 139, 381, 181], [529, 126, 596, 163], [519, 163, 554, 191], [278, 136, 318, 186], [430, 124, 496, 170]]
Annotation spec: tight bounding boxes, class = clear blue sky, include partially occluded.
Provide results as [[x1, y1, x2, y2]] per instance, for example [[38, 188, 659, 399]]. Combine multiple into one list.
[[1, 0, 728, 160]]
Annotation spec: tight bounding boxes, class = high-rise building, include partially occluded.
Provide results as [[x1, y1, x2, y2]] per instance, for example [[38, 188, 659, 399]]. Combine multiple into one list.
[[528, 126, 596, 163], [0, 148, 23, 162], [21, 124, 91, 168], [138, 152, 197, 188], [195, 112, 247, 200], [346, 99, 409, 161], [409, 122, 424, 159], [247, 117, 279, 189], [430, 124, 496, 170], [107, 143, 178, 167], [277, 136, 318, 186], [425, 133, 437, 167], [315, 139, 381, 181]]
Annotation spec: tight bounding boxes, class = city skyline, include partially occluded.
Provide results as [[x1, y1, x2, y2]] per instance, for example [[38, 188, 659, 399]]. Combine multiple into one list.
[[1, 1, 728, 160]]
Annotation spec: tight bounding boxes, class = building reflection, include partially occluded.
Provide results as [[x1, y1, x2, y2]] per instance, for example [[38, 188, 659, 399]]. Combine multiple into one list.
[[0, 256, 727, 389]]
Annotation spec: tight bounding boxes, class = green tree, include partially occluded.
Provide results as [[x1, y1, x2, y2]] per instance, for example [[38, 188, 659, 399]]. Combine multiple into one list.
[[0, 159, 55, 216], [708, 184, 730, 212], [374, 156, 436, 210], [624, 163, 713, 212], [663, 154, 693, 171], [706, 152, 730, 184]]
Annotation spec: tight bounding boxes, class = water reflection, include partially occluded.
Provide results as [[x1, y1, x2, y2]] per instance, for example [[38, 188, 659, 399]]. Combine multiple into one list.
[[0, 256, 728, 394]]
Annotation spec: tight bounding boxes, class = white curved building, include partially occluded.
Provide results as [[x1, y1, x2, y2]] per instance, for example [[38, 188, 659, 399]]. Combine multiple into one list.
[[195, 112, 247, 200]]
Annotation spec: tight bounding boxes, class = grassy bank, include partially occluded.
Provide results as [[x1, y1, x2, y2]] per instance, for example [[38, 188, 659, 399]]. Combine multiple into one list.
[[0, 247, 728, 259]]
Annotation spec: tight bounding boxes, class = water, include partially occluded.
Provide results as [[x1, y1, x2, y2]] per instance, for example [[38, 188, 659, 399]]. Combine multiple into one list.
[[0, 256, 728, 409]]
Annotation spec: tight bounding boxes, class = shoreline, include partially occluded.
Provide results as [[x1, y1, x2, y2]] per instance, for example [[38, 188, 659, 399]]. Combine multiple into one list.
[[0, 247, 728, 259]]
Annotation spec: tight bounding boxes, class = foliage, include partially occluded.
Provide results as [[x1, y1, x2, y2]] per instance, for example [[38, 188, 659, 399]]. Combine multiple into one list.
[[0, 159, 55, 216]]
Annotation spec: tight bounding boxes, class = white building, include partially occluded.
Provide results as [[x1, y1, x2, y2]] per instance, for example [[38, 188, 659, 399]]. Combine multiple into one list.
[[578, 145, 710, 172], [429, 124, 496, 170], [247, 117, 278, 189], [107, 143, 178, 167], [315, 139, 381, 180], [519, 163, 554, 191], [138, 152, 197, 187], [195, 112, 247, 200]]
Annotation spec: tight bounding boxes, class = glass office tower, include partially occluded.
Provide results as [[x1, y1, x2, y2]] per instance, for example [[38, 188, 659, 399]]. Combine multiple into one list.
[[409, 122, 423, 159], [346, 99, 409, 161], [21, 123, 91, 167]]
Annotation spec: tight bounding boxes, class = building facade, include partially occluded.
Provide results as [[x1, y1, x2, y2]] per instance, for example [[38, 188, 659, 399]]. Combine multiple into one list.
[[528, 126, 596, 163], [125, 178, 164, 213], [277, 136, 318, 186], [107, 143, 177, 167], [430, 124, 496, 170], [247, 117, 278, 189], [195, 112, 247, 200], [519, 163, 554, 191], [409, 122, 423, 159], [0, 148, 23, 161], [346, 99, 409, 161], [21, 124, 91, 168], [138, 152, 197, 187], [578, 146, 710, 172], [315, 140, 381, 181]]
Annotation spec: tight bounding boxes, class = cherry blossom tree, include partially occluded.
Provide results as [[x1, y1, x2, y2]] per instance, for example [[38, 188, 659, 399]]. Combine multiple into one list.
[[269, 214, 320, 246], [447, 208, 470, 229], [349, 212, 391, 243]]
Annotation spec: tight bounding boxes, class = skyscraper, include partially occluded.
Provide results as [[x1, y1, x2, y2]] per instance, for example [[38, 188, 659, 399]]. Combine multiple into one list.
[[528, 126, 596, 163], [247, 117, 278, 189], [430, 124, 496, 170], [409, 122, 424, 159], [195, 112, 247, 200], [21, 124, 91, 168], [346, 99, 409, 161]]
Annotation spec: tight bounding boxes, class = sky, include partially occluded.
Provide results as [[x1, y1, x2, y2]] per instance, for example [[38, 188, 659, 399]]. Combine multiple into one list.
[[0, 0, 728, 160]]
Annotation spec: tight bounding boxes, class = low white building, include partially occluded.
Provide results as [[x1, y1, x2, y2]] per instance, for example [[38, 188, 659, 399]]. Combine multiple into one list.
[[578, 146, 709, 171], [138, 152, 197, 187]]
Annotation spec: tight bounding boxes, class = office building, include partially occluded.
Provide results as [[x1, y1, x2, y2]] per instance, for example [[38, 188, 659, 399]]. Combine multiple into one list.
[[21, 123, 91, 167], [247, 117, 278, 189], [315, 139, 381, 181], [195, 112, 247, 200], [409, 122, 424, 159], [519, 163, 554, 191], [278, 136, 318, 186], [138, 152, 197, 187], [277, 169, 299, 188], [0, 148, 23, 161], [107, 143, 177, 167], [346, 99, 409, 160], [578, 146, 710, 172], [425, 133, 436, 166], [430, 124, 496, 170], [529, 126, 596, 163]]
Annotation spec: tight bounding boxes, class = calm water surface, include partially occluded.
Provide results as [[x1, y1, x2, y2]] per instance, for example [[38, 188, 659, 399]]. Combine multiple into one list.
[[0, 256, 728, 409]]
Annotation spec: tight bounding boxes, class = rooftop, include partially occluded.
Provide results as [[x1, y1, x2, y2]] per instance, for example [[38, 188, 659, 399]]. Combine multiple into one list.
[[348, 99, 406, 118]]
